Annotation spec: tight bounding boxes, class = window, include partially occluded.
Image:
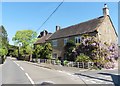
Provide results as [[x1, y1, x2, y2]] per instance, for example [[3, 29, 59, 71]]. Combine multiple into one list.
[[52, 40, 57, 47], [52, 53, 57, 59], [64, 38, 68, 45], [75, 36, 81, 43]]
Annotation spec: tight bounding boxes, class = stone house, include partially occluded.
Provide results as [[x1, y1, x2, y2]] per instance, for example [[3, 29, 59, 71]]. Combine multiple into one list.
[[46, 4, 118, 59]]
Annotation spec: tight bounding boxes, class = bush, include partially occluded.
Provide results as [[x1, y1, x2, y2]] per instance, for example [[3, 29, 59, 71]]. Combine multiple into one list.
[[63, 60, 69, 66], [76, 53, 91, 62], [56, 59, 61, 65]]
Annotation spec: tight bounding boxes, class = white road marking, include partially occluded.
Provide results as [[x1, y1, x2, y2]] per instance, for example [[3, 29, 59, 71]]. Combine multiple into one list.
[[58, 70, 62, 73], [20, 67, 24, 71], [13, 61, 20, 66], [66, 73, 72, 76], [98, 77, 103, 78], [94, 79, 104, 82], [85, 80, 91, 82], [104, 76, 110, 78], [25, 73, 35, 84], [91, 81, 96, 83], [114, 73, 119, 75]]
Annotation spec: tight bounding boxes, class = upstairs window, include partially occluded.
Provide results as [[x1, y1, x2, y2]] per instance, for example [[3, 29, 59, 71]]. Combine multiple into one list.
[[64, 38, 68, 45], [52, 40, 57, 47], [75, 36, 81, 43]]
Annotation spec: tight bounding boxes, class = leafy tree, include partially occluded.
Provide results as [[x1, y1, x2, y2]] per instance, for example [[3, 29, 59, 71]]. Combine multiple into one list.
[[42, 43, 52, 59], [0, 25, 9, 57], [33, 43, 52, 60], [12, 30, 37, 57], [64, 40, 76, 61], [33, 45, 43, 59]]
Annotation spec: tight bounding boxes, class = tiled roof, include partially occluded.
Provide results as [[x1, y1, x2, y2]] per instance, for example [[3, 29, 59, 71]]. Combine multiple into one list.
[[34, 33, 52, 44], [48, 16, 105, 40]]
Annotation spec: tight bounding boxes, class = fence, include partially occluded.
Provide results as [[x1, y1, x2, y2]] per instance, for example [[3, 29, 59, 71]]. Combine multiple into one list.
[[32, 58, 94, 69]]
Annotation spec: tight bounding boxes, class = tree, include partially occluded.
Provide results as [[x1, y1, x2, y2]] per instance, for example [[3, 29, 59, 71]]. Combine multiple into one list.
[[64, 40, 76, 61], [33, 43, 52, 60], [12, 30, 37, 58], [33, 45, 43, 59], [42, 43, 52, 59], [0, 25, 9, 57]]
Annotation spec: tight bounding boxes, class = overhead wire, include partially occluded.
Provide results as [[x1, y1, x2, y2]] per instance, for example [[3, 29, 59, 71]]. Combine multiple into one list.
[[35, 0, 64, 32]]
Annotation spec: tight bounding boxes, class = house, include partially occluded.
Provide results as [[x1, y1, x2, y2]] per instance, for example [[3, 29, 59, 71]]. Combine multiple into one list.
[[47, 4, 118, 59], [34, 30, 52, 45]]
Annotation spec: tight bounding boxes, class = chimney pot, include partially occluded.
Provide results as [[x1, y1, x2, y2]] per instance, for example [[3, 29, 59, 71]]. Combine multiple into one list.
[[56, 26, 60, 31], [43, 30, 46, 36], [103, 4, 109, 16]]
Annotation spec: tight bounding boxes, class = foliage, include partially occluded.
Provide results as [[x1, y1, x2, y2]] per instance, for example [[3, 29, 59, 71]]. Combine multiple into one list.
[[12, 30, 37, 47], [55, 59, 61, 65], [75, 35, 118, 69], [0, 26, 9, 57], [33, 45, 43, 59], [12, 30, 37, 58], [0, 47, 8, 56], [64, 40, 76, 61], [33, 43, 52, 59], [76, 53, 91, 62], [63, 60, 69, 66], [0, 26, 9, 47]]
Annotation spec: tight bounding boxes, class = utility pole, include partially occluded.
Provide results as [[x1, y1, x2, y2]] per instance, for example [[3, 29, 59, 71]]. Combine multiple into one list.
[[18, 44, 21, 60]]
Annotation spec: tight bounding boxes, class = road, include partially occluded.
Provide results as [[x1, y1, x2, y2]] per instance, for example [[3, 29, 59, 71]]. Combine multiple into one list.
[[1, 57, 120, 85], [2, 57, 85, 84], [74, 69, 120, 85], [0, 64, 2, 86]]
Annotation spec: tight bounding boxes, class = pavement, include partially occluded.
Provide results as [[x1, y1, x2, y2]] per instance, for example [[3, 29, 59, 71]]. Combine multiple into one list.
[[27, 61, 90, 74]]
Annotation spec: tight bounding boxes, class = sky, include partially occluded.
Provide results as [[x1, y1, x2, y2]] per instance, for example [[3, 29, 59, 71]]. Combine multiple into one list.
[[1, 2, 118, 45]]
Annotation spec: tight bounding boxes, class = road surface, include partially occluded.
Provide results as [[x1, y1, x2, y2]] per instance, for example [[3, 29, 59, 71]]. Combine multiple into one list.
[[0, 64, 2, 85], [2, 57, 84, 84], [1, 57, 120, 85]]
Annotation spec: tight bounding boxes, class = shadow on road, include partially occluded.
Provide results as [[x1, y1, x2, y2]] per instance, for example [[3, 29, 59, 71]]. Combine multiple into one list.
[[74, 72, 120, 86], [98, 73, 120, 86]]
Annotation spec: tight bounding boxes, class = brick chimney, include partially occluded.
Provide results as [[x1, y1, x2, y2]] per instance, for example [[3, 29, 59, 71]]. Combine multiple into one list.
[[43, 30, 46, 36], [56, 26, 60, 31], [103, 4, 109, 16]]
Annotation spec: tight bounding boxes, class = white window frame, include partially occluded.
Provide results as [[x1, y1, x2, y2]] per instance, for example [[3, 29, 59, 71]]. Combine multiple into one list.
[[64, 38, 68, 45], [52, 40, 57, 47], [75, 36, 81, 43]]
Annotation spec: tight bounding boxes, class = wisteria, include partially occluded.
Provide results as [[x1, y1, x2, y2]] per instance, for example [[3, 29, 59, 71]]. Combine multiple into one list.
[[75, 35, 118, 69]]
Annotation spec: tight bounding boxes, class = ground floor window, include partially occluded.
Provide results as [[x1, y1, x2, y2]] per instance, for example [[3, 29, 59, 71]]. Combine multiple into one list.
[[52, 53, 57, 59], [75, 36, 81, 43]]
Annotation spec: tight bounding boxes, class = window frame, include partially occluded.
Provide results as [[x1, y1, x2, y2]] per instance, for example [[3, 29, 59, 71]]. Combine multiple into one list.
[[64, 38, 68, 45], [52, 40, 57, 47], [75, 36, 81, 43]]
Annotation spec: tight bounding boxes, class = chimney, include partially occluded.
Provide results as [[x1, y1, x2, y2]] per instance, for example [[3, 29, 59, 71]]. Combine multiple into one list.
[[43, 30, 46, 36], [56, 26, 60, 31], [103, 4, 109, 16]]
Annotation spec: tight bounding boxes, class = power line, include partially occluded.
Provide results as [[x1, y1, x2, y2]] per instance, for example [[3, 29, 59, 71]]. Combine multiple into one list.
[[36, 0, 64, 32]]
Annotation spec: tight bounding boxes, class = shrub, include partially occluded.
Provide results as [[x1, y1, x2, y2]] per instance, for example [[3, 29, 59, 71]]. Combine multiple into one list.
[[63, 60, 69, 66], [76, 53, 91, 62], [56, 59, 61, 65]]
